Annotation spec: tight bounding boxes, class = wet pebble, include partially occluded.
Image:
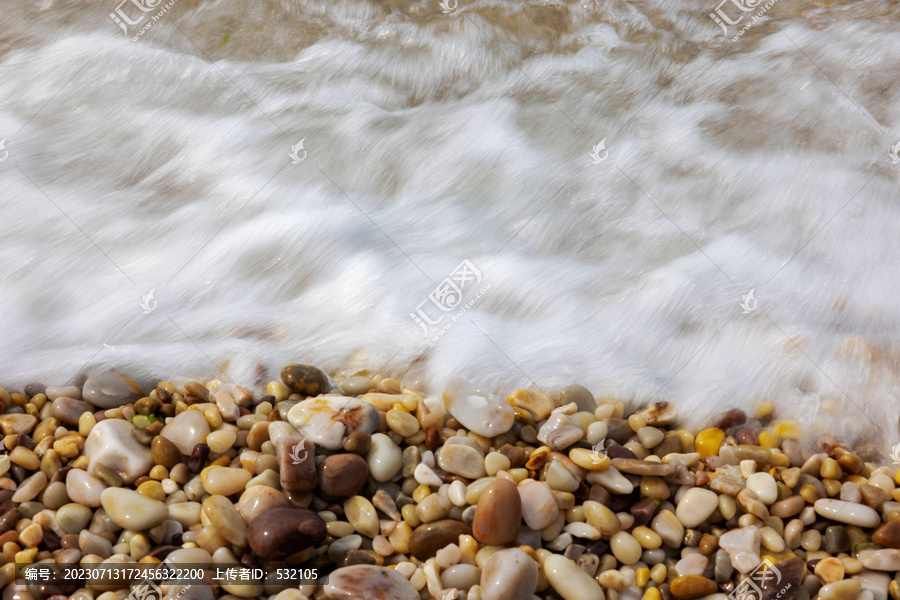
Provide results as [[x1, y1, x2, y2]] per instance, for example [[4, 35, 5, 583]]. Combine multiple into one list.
[[248, 506, 327, 560], [82, 369, 142, 408], [281, 364, 329, 396], [50, 397, 93, 427], [277, 437, 317, 493], [323, 565, 418, 600], [84, 418, 153, 484], [480, 548, 538, 600], [161, 410, 211, 455], [472, 478, 521, 546], [100, 487, 168, 530], [288, 397, 380, 450], [318, 453, 369, 498], [442, 377, 514, 437]]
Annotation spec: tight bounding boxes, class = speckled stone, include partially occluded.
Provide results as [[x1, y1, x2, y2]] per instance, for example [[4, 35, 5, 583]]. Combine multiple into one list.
[[281, 364, 329, 396], [287, 396, 380, 450], [324, 565, 418, 600]]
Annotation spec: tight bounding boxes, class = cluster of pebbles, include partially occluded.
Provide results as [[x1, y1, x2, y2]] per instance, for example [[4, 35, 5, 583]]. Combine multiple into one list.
[[2, 364, 900, 600]]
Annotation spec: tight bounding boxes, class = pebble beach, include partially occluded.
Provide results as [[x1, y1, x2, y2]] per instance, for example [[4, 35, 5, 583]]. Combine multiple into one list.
[[2, 364, 900, 600]]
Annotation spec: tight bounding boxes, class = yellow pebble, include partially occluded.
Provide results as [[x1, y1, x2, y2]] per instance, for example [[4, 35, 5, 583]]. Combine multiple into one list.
[[694, 428, 726, 458], [628, 414, 646, 432], [774, 421, 800, 440], [650, 563, 667, 584], [636, 567, 650, 588], [889, 580, 900, 600], [676, 430, 694, 454], [642, 586, 662, 600], [412, 485, 431, 504], [758, 431, 779, 449], [137, 481, 166, 501], [755, 401, 775, 420]]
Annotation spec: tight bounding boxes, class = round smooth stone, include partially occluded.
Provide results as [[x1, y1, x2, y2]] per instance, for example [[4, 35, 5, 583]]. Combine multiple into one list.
[[84, 418, 154, 484], [408, 520, 472, 561], [814, 499, 880, 528], [202, 495, 248, 546], [287, 397, 380, 450], [50, 397, 94, 427], [82, 369, 142, 408], [441, 564, 481, 591], [345, 496, 380, 539], [248, 506, 327, 560], [558, 385, 597, 413], [610, 531, 642, 564], [517, 481, 558, 530], [151, 436, 182, 469], [858, 549, 900, 571], [872, 522, 900, 548], [543, 554, 604, 600], [324, 565, 417, 600], [318, 453, 369, 498], [65, 468, 107, 507], [818, 580, 862, 600], [442, 377, 514, 437], [341, 376, 375, 396], [583, 500, 621, 537], [207, 430, 237, 454], [100, 487, 168, 530], [480, 548, 537, 600], [650, 510, 685, 549], [637, 426, 665, 448], [237, 485, 290, 524], [201, 467, 252, 496], [161, 410, 211, 455], [676, 488, 719, 528], [280, 364, 329, 396], [438, 444, 487, 480], [367, 433, 402, 482], [746, 473, 778, 505], [56, 503, 93, 534], [472, 479, 522, 546]]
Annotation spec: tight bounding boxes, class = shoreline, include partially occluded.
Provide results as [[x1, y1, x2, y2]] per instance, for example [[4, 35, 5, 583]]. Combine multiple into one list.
[[1, 364, 900, 600]]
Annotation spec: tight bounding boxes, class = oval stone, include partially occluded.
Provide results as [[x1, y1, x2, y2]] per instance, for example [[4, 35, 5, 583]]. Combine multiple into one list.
[[318, 453, 369, 498], [814, 499, 880, 528], [237, 485, 290, 524], [249, 506, 327, 560], [408, 519, 472, 560], [480, 548, 537, 600], [676, 488, 719, 528], [287, 397, 380, 450], [82, 369, 142, 408], [84, 418, 153, 484], [65, 468, 107, 507], [543, 554, 604, 600], [277, 437, 317, 493], [100, 487, 168, 530], [50, 397, 93, 427], [518, 480, 558, 530], [670, 575, 718, 599], [281, 364, 329, 396], [367, 433, 402, 482], [324, 565, 417, 600], [442, 377, 514, 437], [473, 479, 521, 546], [438, 443, 487, 479]]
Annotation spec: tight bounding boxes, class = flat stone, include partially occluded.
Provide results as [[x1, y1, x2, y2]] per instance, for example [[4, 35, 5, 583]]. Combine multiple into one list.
[[817, 580, 862, 600], [543, 554, 604, 600], [670, 575, 718, 599], [100, 487, 168, 530], [814, 499, 880, 527], [237, 486, 289, 524], [65, 468, 107, 507], [858, 549, 900, 571], [248, 506, 327, 560], [84, 418, 153, 484], [408, 519, 472, 560], [324, 565, 417, 600], [611, 458, 674, 477], [82, 369, 142, 408], [50, 397, 93, 427], [675, 488, 719, 529], [0, 414, 37, 435], [518, 480, 559, 530], [480, 548, 538, 600], [161, 410, 211, 455], [473, 479, 522, 546], [438, 443, 486, 479], [201, 467, 251, 496], [287, 396, 380, 450], [675, 554, 709, 577], [442, 377, 514, 437], [281, 364, 329, 396], [277, 437, 317, 493], [718, 526, 760, 574], [318, 453, 369, 498]]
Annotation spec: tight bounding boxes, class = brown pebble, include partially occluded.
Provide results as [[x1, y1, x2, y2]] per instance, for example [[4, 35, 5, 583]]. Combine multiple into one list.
[[23, 383, 46, 398], [670, 575, 718, 599], [248, 506, 327, 560], [188, 443, 210, 473], [0, 507, 18, 534], [317, 453, 368, 498], [760, 556, 802, 600], [604, 419, 633, 444], [770, 495, 805, 518], [733, 426, 759, 446], [277, 437, 317, 493], [134, 397, 161, 415], [630, 499, 657, 527], [872, 522, 900, 548], [42, 529, 61, 551], [61, 533, 80, 549], [247, 421, 270, 451], [50, 397, 93, 427], [343, 431, 372, 455], [588, 485, 612, 507], [280, 364, 329, 396], [408, 519, 472, 560], [714, 409, 746, 429], [497, 444, 527, 469], [150, 438, 178, 470], [424, 428, 442, 452], [699, 533, 718, 555], [472, 479, 521, 546]]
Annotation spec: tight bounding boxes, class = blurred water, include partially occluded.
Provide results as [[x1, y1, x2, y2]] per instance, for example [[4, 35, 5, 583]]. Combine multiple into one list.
[[0, 0, 899, 450]]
